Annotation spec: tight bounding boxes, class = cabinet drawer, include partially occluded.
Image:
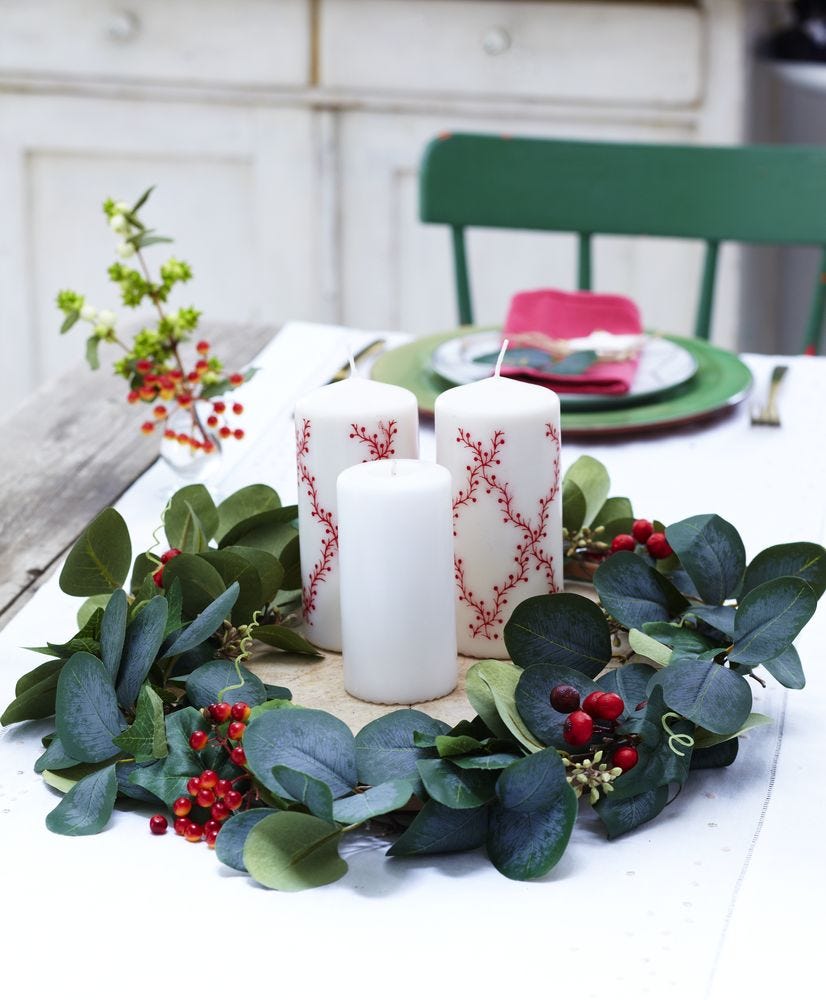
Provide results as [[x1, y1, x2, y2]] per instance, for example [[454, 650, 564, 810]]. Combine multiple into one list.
[[321, 1, 702, 107], [0, 0, 310, 88]]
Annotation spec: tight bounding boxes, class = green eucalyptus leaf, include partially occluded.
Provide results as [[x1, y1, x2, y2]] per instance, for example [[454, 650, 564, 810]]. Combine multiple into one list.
[[160, 555, 227, 620], [219, 506, 298, 549], [594, 785, 669, 839], [56, 652, 125, 762], [658, 657, 752, 734], [741, 541, 826, 600], [593, 496, 633, 530], [1, 666, 62, 725], [387, 801, 489, 857], [686, 604, 736, 638], [222, 546, 284, 604], [665, 514, 746, 604], [731, 577, 817, 666], [642, 622, 717, 658], [251, 624, 320, 657], [627, 628, 672, 666], [45, 763, 118, 836], [495, 747, 571, 814], [185, 660, 266, 709], [354, 709, 450, 795], [417, 758, 497, 809], [167, 485, 219, 546], [563, 455, 610, 528], [514, 664, 601, 747], [77, 594, 111, 630], [693, 713, 771, 749], [59, 508, 132, 596], [272, 765, 334, 821], [215, 808, 279, 872], [504, 593, 612, 677], [279, 536, 302, 591], [216, 485, 282, 542], [15, 658, 63, 696], [332, 780, 414, 825], [116, 760, 164, 803], [116, 595, 168, 708], [243, 812, 347, 892], [35, 736, 79, 774], [244, 707, 357, 799], [562, 479, 587, 534], [466, 660, 541, 752], [198, 550, 262, 626], [690, 738, 739, 769], [594, 552, 689, 631], [100, 589, 128, 682], [434, 734, 485, 757], [487, 781, 577, 881], [452, 752, 523, 771], [112, 684, 167, 762], [761, 644, 805, 689], [163, 582, 239, 657], [130, 552, 157, 594]]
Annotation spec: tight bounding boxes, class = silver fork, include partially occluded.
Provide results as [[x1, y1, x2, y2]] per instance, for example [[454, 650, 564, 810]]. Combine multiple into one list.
[[750, 364, 789, 427]]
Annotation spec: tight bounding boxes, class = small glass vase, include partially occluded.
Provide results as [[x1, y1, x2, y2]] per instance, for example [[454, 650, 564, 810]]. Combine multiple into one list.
[[159, 409, 222, 484]]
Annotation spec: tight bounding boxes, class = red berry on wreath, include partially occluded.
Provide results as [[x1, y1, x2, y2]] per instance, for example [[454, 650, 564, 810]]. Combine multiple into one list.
[[152, 567, 164, 588], [186, 776, 201, 796], [613, 746, 639, 772], [215, 778, 232, 798], [592, 691, 625, 722], [563, 710, 594, 747], [208, 702, 232, 724], [224, 788, 244, 810], [581, 691, 606, 718], [160, 547, 182, 564], [632, 519, 654, 543], [212, 801, 231, 822], [196, 788, 216, 809], [550, 684, 580, 714], [230, 746, 247, 767], [189, 730, 208, 752], [199, 769, 218, 789], [149, 814, 168, 835], [172, 796, 192, 818], [647, 532, 673, 559], [227, 721, 246, 741], [173, 816, 189, 837], [184, 821, 204, 843], [610, 533, 636, 554], [230, 702, 251, 722]]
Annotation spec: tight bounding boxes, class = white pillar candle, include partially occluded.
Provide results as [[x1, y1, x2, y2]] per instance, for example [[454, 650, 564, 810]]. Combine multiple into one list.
[[435, 368, 563, 659], [337, 460, 458, 704], [295, 376, 418, 651]]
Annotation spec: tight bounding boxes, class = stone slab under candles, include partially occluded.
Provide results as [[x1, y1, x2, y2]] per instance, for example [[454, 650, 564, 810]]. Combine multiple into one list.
[[337, 459, 458, 704], [294, 374, 418, 652], [435, 361, 563, 659]]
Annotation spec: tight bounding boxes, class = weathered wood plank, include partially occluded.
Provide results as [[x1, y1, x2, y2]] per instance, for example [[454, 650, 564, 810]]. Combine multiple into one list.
[[0, 323, 277, 627]]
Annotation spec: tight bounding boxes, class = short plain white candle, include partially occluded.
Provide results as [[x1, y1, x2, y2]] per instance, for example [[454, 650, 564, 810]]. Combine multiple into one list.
[[435, 373, 563, 659], [295, 376, 418, 651], [337, 459, 458, 704]]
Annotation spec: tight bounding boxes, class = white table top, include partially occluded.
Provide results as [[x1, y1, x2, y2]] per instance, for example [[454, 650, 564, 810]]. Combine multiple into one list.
[[2, 323, 824, 999]]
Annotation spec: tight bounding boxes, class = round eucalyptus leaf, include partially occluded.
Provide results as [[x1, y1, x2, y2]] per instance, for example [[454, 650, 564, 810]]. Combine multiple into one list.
[[487, 791, 577, 881], [161, 555, 227, 621], [185, 660, 267, 709], [658, 657, 752, 734], [504, 593, 612, 677], [494, 747, 569, 814], [354, 709, 450, 795], [216, 485, 282, 543], [56, 652, 125, 763], [741, 541, 826, 600], [761, 644, 805, 689], [215, 808, 278, 871], [59, 507, 132, 597], [731, 576, 817, 666], [665, 514, 745, 605], [387, 800, 489, 857], [45, 763, 118, 837], [245, 707, 357, 799], [332, 780, 414, 825], [416, 758, 497, 809], [563, 455, 610, 529], [165, 484, 219, 548], [598, 662, 658, 710], [243, 812, 347, 891], [594, 552, 689, 631], [593, 785, 669, 840]]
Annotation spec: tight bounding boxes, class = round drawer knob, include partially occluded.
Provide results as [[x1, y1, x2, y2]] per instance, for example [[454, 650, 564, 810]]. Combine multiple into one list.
[[107, 10, 141, 44], [482, 26, 511, 57]]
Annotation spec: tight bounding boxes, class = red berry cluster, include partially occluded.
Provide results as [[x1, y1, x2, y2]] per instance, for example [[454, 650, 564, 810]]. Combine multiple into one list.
[[131, 340, 246, 450], [610, 518, 673, 561], [148, 701, 251, 846], [550, 684, 639, 772]]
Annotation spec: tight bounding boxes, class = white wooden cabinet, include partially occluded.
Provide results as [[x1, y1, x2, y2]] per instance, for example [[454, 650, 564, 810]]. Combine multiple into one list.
[[0, 0, 760, 408]]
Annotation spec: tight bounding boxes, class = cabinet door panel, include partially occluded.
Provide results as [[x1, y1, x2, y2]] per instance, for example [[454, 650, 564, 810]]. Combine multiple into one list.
[[0, 95, 316, 404]]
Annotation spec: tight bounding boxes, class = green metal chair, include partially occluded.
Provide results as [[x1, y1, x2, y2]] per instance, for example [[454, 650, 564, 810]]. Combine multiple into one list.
[[419, 132, 826, 354]]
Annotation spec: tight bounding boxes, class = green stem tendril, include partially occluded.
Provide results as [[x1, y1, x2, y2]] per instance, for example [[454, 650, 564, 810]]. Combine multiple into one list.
[[661, 712, 695, 757], [147, 501, 173, 568], [218, 609, 262, 702]]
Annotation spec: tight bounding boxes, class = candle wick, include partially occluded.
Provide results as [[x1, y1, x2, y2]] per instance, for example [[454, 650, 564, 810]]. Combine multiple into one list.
[[347, 344, 359, 378], [494, 339, 509, 378]]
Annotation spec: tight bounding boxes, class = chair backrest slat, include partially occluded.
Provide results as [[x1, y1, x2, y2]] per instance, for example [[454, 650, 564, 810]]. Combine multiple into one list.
[[420, 133, 826, 352]]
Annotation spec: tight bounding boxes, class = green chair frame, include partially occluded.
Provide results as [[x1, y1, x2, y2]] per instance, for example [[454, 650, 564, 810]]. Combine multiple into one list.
[[419, 132, 826, 354]]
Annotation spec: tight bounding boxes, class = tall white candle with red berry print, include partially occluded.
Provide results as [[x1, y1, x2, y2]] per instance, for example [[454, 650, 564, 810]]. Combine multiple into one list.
[[435, 362, 562, 659], [295, 376, 418, 651]]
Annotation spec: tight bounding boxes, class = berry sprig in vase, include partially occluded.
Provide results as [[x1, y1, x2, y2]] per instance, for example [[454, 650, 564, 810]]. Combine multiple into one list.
[[56, 187, 253, 469]]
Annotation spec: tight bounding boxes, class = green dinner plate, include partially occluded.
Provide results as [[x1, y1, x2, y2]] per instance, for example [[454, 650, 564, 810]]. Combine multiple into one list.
[[371, 331, 753, 437]]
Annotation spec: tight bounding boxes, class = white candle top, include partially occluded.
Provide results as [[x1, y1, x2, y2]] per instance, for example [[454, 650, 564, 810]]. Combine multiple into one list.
[[296, 376, 417, 417], [338, 458, 450, 494], [436, 374, 559, 418]]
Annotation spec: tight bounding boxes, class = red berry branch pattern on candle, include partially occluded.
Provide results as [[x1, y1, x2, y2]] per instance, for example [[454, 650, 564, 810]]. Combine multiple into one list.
[[452, 422, 561, 641], [296, 417, 399, 623]]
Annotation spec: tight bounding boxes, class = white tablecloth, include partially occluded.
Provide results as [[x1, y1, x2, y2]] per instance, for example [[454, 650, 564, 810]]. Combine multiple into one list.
[[2, 323, 824, 998]]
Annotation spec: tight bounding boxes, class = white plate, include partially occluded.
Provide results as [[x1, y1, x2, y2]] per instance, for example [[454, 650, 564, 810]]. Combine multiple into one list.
[[430, 331, 699, 410]]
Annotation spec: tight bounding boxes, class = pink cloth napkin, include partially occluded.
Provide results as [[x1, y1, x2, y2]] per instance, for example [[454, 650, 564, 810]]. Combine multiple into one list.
[[502, 288, 643, 395]]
